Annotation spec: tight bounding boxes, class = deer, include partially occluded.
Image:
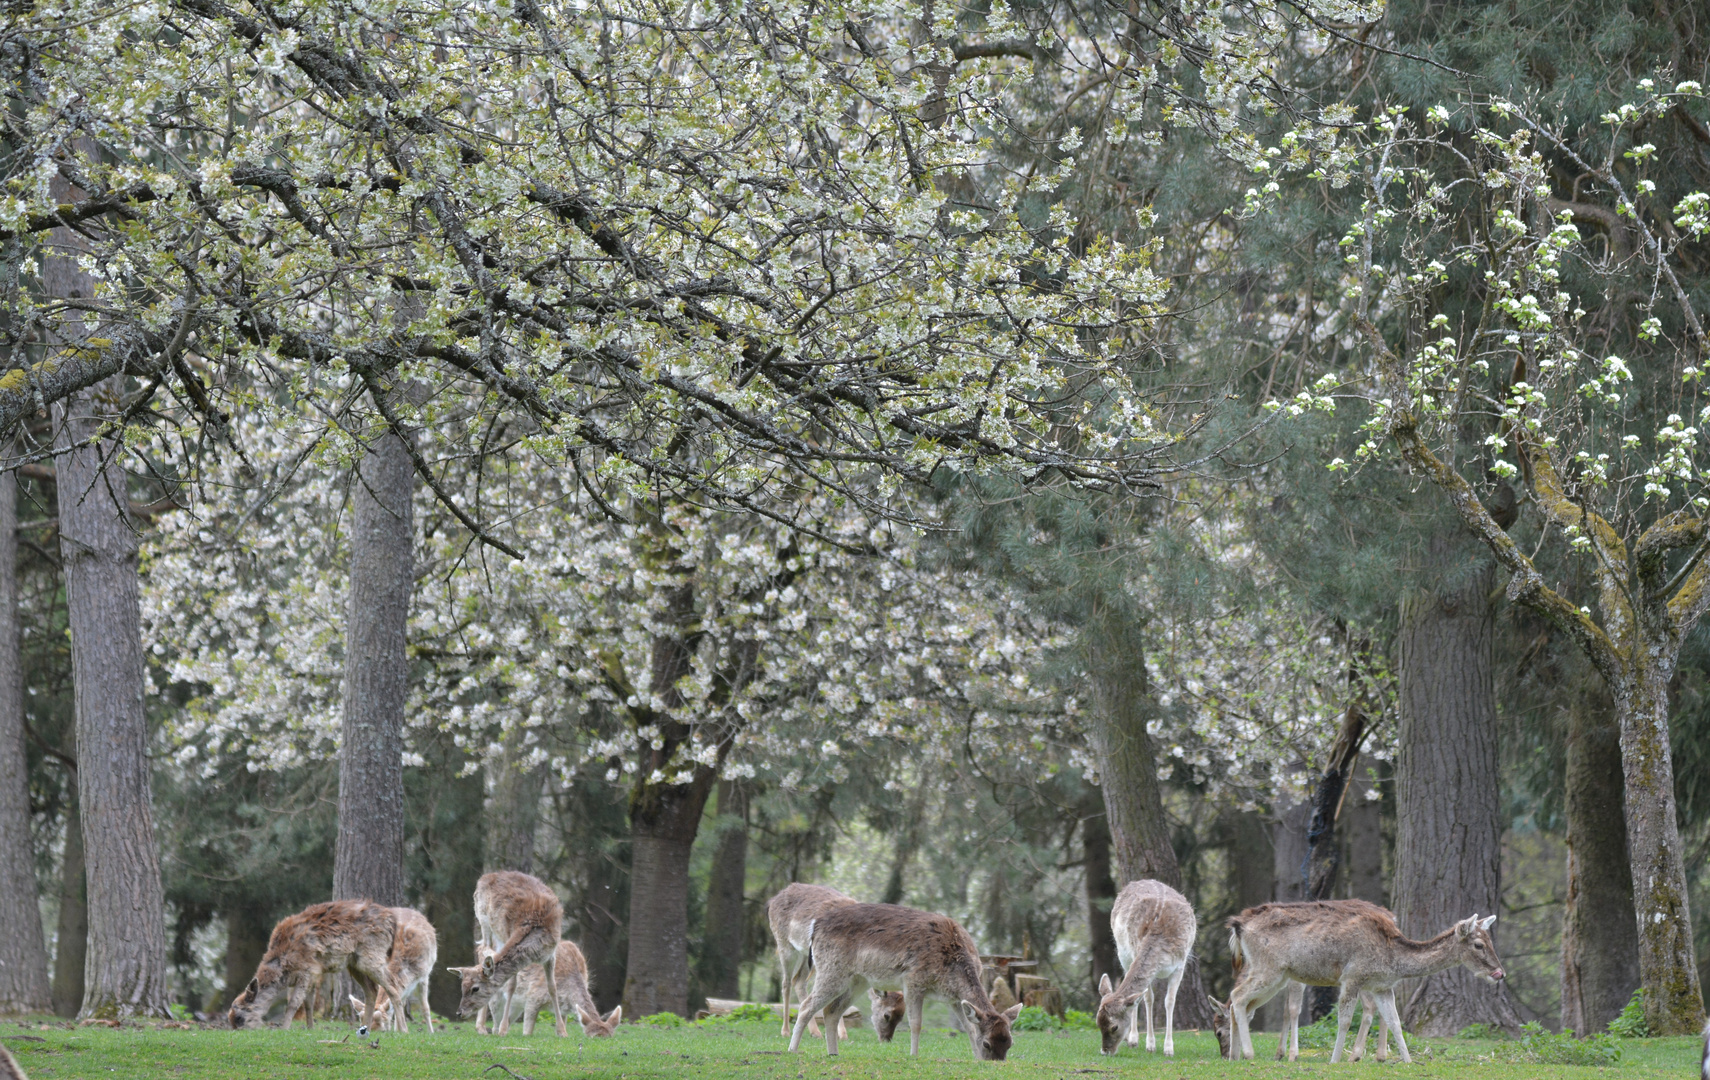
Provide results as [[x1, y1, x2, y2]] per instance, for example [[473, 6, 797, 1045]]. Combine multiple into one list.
[[786, 901, 1022, 1060], [447, 871, 569, 1037], [494, 940, 623, 1036], [768, 883, 902, 1041], [1220, 899, 1505, 1063], [228, 900, 404, 1033], [1094, 879, 1196, 1057], [342, 906, 439, 1033]]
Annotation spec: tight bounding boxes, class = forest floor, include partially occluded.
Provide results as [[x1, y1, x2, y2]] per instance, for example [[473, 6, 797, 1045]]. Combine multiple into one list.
[[1, 1017, 1700, 1079]]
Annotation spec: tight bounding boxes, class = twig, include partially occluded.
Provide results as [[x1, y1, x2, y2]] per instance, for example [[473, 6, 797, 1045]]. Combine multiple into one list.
[[482, 1064, 534, 1080]]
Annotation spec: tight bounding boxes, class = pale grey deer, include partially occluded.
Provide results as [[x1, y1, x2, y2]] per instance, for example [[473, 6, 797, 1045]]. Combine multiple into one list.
[[1094, 879, 1196, 1056], [1221, 899, 1504, 1063]]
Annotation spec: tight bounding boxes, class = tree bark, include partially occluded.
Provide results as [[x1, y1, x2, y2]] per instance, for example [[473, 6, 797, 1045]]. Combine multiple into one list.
[[697, 779, 748, 1000], [1560, 680, 1639, 1035], [1082, 624, 1213, 1028], [424, 757, 485, 1018], [51, 800, 86, 1019], [485, 734, 544, 875], [46, 177, 171, 1018], [624, 780, 713, 1018], [1082, 795, 1121, 998], [1256, 791, 1309, 1032], [1394, 541, 1519, 1035], [879, 778, 929, 906], [0, 467, 52, 1013], [332, 427, 413, 908]]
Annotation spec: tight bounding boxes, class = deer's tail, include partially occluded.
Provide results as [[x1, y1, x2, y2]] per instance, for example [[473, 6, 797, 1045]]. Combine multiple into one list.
[[1226, 919, 1247, 978]]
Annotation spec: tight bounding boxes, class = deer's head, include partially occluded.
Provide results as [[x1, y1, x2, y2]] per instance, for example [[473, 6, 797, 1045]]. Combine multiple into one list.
[[1094, 972, 1143, 1055], [958, 1000, 1022, 1060], [348, 991, 393, 1027], [575, 1004, 622, 1037], [1209, 998, 1233, 1060], [227, 961, 285, 1029], [1453, 914, 1505, 983], [867, 989, 906, 1042], [447, 952, 504, 1017]]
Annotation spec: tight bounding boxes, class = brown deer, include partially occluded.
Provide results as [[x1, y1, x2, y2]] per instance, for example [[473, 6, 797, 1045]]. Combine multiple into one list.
[[768, 883, 871, 1040], [786, 902, 1022, 1059], [1221, 899, 1504, 1063], [228, 900, 404, 1032], [1094, 879, 1196, 1057], [343, 906, 439, 1033], [447, 871, 568, 1037], [1212, 983, 1390, 1062], [500, 940, 622, 1036]]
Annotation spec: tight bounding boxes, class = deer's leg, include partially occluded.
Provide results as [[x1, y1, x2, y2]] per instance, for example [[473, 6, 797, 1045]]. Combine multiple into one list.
[[789, 972, 847, 1054], [822, 989, 855, 1057], [1328, 991, 1355, 1064], [419, 980, 434, 1035], [1351, 992, 1376, 1062], [544, 951, 568, 1037], [1375, 1002, 1390, 1061], [778, 945, 795, 1038], [1373, 990, 1409, 1064], [1274, 983, 1302, 1061], [1135, 986, 1149, 1049], [281, 980, 310, 1031], [1232, 976, 1283, 1060], [1162, 965, 1184, 1058], [906, 986, 926, 1057]]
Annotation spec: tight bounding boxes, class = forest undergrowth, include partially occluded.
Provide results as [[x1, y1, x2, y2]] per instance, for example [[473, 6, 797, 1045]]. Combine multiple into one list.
[[1, 1018, 1701, 1080]]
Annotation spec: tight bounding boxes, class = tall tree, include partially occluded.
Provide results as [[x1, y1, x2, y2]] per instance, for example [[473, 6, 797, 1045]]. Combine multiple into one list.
[[696, 779, 748, 1001], [0, 466, 51, 1013], [45, 169, 170, 1019], [485, 736, 544, 875], [1392, 535, 1519, 1034], [50, 796, 86, 1018], [332, 418, 414, 907], [1081, 795, 1121, 998]]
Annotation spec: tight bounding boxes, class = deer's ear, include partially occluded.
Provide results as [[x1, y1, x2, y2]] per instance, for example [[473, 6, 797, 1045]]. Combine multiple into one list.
[[1479, 914, 1496, 931], [868, 987, 884, 1005], [1210, 998, 1230, 1018], [1002, 1002, 1023, 1023], [576, 1004, 598, 1029], [958, 1000, 980, 1025], [605, 1006, 622, 1025], [1097, 973, 1113, 997], [481, 955, 496, 976], [247, 978, 260, 996]]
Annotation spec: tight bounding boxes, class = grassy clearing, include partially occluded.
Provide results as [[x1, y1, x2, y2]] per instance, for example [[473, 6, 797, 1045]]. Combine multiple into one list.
[[1, 1017, 1700, 1080]]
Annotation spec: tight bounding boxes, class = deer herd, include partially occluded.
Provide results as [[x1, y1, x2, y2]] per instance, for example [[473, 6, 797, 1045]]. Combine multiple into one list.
[[223, 871, 1511, 1064]]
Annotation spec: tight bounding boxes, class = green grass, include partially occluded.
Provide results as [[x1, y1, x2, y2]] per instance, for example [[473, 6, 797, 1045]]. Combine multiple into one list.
[[1, 1016, 1701, 1079]]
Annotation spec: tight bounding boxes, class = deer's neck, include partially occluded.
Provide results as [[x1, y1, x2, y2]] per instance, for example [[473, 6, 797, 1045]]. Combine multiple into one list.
[[1393, 930, 1463, 980]]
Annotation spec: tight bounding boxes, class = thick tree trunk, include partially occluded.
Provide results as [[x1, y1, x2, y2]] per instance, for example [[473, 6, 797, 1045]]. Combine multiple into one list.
[[332, 428, 413, 907], [1560, 681, 1638, 1035], [1082, 626, 1213, 1028], [0, 467, 51, 1013], [51, 800, 86, 1019], [485, 735, 544, 875], [577, 839, 630, 1014], [1082, 796, 1121, 998], [1394, 543, 1519, 1035], [697, 779, 748, 1000], [1255, 791, 1309, 1032], [1615, 651, 1703, 1034], [424, 758, 485, 1018], [624, 779, 713, 1018], [221, 906, 272, 1011]]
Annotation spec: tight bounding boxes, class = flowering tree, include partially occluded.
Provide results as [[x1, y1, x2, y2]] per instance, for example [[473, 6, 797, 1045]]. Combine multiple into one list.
[[1313, 82, 1710, 1033]]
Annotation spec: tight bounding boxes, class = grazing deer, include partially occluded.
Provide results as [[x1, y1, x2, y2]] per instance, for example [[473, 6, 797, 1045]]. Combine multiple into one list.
[[499, 940, 623, 1036], [786, 902, 1022, 1059], [228, 900, 404, 1032], [1094, 879, 1196, 1056], [447, 871, 568, 1037], [1222, 899, 1504, 1063], [343, 906, 439, 1033], [768, 883, 868, 1040]]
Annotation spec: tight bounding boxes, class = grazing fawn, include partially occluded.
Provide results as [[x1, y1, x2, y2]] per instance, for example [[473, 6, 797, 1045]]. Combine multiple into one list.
[[448, 871, 568, 1037], [501, 940, 622, 1036], [1095, 879, 1196, 1057], [1221, 899, 1504, 1063], [786, 902, 1021, 1060], [343, 906, 439, 1033], [769, 883, 898, 1041], [228, 900, 404, 1032]]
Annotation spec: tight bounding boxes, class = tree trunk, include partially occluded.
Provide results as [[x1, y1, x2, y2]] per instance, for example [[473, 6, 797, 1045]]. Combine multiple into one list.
[[221, 906, 272, 1011], [1394, 541, 1519, 1035], [879, 779, 929, 906], [1256, 791, 1308, 1032], [332, 428, 413, 908], [1344, 755, 1386, 905], [1615, 648, 1703, 1034], [51, 800, 86, 1019], [1560, 680, 1638, 1034], [624, 779, 713, 1018], [697, 779, 747, 1000], [424, 757, 485, 1018], [46, 181, 171, 1017], [1082, 624, 1213, 1028], [0, 467, 51, 1013], [1082, 795, 1121, 998], [485, 735, 544, 875]]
